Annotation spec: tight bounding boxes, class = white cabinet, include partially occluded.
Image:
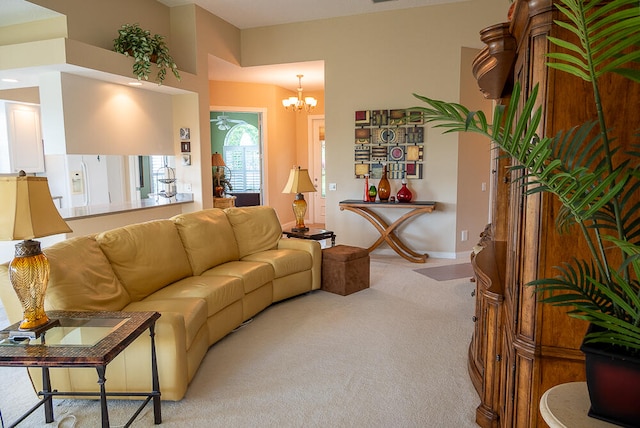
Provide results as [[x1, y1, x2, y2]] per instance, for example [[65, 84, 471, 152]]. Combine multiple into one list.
[[0, 101, 45, 173]]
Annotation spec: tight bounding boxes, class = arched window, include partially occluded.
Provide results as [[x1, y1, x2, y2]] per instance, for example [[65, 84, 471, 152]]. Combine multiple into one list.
[[223, 123, 260, 192]]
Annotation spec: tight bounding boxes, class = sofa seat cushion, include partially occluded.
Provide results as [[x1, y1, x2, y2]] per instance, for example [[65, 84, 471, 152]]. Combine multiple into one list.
[[242, 249, 312, 279], [225, 206, 282, 258], [144, 275, 244, 317], [97, 220, 192, 302], [44, 236, 131, 311], [202, 261, 274, 294], [124, 297, 207, 351], [172, 209, 240, 275]]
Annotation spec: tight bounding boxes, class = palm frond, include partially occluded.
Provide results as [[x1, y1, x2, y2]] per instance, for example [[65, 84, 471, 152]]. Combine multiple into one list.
[[414, 82, 625, 226], [533, 256, 640, 327], [532, 259, 611, 312], [582, 309, 640, 348], [413, 0, 640, 351], [546, 0, 640, 82]]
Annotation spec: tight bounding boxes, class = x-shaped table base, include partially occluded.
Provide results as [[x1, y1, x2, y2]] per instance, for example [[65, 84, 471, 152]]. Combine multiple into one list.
[[339, 200, 436, 263]]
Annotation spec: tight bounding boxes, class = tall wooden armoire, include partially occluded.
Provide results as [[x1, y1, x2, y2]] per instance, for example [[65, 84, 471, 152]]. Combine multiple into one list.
[[468, 0, 640, 427]]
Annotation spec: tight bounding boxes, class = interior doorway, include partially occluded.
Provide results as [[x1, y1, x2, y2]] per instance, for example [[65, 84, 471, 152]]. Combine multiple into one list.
[[210, 109, 265, 206], [308, 115, 326, 225]]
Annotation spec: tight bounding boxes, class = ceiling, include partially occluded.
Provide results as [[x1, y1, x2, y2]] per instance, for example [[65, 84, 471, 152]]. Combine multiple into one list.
[[1, 0, 459, 93], [158, 0, 456, 30]]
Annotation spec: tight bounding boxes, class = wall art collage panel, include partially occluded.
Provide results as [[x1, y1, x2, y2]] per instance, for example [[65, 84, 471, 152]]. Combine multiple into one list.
[[354, 109, 425, 179]]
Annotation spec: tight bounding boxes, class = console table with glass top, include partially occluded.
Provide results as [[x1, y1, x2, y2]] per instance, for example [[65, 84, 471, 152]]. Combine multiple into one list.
[[0, 310, 161, 428], [339, 199, 437, 263]]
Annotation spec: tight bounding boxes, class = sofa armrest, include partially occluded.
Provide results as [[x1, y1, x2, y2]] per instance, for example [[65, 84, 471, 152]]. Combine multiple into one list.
[[120, 298, 208, 401], [277, 238, 322, 290]]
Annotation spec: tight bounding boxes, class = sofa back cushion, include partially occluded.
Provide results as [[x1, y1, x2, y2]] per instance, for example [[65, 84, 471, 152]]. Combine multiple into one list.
[[225, 206, 282, 258], [96, 219, 192, 301], [44, 235, 131, 311], [172, 209, 240, 275]]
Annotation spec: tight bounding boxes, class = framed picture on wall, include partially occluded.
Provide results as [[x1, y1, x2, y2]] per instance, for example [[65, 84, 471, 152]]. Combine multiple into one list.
[[181, 141, 191, 153], [354, 163, 369, 178], [353, 108, 425, 179], [355, 110, 370, 125], [180, 127, 190, 140], [182, 154, 191, 166]]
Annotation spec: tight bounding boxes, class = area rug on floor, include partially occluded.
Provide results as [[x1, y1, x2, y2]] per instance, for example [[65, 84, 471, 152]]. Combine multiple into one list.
[[414, 262, 474, 281]]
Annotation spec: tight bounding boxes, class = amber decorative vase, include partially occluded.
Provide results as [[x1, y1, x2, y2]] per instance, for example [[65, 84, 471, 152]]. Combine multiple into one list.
[[9, 240, 50, 330], [377, 165, 391, 201]]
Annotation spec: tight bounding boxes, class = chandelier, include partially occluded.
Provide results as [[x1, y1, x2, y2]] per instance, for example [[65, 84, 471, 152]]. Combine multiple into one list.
[[282, 74, 317, 113]]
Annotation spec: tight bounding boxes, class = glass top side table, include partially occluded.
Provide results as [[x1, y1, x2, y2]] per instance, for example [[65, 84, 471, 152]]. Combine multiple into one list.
[[283, 228, 336, 247], [0, 310, 161, 427]]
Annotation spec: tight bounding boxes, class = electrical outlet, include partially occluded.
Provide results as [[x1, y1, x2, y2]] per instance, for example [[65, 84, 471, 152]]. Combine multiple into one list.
[[481, 182, 487, 192], [184, 183, 192, 192], [329, 183, 337, 191], [461, 230, 469, 241]]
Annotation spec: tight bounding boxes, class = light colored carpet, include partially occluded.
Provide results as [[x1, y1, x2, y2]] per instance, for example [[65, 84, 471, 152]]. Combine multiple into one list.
[[0, 256, 479, 427]]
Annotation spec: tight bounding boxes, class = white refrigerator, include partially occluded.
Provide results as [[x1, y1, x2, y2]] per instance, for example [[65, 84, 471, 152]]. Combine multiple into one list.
[[45, 154, 127, 209]]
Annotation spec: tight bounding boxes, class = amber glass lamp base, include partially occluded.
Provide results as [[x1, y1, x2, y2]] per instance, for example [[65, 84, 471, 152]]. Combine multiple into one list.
[[291, 193, 309, 232], [9, 239, 51, 330]]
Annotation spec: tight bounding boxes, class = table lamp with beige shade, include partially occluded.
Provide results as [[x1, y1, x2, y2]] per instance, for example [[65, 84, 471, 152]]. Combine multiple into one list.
[[0, 171, 72, 330], [282, 166, 316, 232], [211, 152, 230, 197]]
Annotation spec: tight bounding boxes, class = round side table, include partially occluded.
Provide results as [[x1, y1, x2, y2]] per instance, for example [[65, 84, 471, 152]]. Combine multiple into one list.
[[540, 382, 618, 427]]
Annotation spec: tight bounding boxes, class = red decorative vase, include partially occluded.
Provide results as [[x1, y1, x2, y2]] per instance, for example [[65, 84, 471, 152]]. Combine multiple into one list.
[[364, 174, 370, 202], [397, 179, 412, 202], [507, 2, 516, 21]]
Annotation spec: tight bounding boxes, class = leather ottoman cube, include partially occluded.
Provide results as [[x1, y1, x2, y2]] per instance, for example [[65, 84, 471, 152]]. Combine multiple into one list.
[[321, 245, 370, 295]]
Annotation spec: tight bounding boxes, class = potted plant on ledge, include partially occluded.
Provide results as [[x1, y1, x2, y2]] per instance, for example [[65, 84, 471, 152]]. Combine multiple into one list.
[[113, 23, 181, 85], [412, 0, 639, 425]]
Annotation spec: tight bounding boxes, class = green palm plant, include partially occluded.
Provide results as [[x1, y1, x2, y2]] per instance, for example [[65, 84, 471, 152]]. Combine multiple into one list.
[[413, 0, 640, 351]]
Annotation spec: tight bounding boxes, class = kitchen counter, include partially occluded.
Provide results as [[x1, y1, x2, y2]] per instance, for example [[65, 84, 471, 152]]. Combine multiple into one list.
[[58, 193, 194, 220]]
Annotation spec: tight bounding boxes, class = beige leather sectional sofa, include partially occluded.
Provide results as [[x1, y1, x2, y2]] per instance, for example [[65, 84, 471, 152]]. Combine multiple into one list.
[[0, 206, 321, 401]]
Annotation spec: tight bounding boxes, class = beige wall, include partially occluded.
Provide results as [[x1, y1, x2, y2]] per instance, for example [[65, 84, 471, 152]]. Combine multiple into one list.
[[39, 72, 174, 155], [4, 0, 505, 258], [0, 15, 67, 45], [457, 47, 493, 253], [0, 88, 40, 104], [30, 0, 172, 52], [192, 5, 244, 210], [6, 2, 243, 214], [238, 0, 505, 256]]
